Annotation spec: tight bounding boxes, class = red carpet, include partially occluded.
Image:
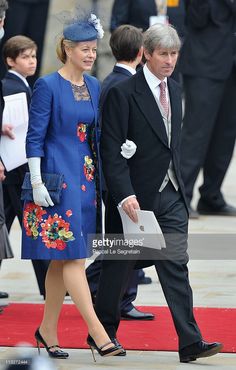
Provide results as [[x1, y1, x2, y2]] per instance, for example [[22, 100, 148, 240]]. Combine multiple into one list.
[[0, 304, 235, 352]]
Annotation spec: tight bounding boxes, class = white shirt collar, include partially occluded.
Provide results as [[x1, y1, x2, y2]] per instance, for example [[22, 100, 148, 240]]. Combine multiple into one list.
[[143, 63, 167, 90], [8, 70, 29, 87], [116, 63, 136, 75]]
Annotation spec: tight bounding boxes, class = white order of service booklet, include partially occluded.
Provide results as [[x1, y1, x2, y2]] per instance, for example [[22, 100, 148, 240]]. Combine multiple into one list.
[[118, 207, 166, 250], [0, 92, 28, 171]]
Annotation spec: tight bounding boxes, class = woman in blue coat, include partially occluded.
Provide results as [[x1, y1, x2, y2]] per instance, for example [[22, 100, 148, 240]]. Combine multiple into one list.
[[21, 13, 122, 359]]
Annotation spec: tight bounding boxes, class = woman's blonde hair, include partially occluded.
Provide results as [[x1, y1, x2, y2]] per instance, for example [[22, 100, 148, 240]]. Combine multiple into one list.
[[56, 37, 77, 64]]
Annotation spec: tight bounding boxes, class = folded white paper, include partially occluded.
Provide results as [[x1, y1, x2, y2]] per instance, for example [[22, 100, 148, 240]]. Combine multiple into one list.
[[0, 92, 28, 171], [118, 207, 166, 250]]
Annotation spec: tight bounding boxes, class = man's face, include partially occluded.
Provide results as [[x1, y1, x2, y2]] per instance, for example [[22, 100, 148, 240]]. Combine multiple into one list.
[[144, 47, 179, 80]]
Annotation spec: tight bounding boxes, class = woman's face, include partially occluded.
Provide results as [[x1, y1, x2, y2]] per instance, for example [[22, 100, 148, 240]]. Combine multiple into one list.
[[67, 40, 97, 72]]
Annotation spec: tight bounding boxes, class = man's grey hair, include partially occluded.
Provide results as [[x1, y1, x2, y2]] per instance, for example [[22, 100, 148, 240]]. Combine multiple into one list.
[[144, 23, 181, 54], [0, 0, 8, 20]]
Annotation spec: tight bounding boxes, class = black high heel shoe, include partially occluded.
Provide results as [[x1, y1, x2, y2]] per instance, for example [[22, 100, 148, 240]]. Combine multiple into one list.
[[87, 337, 123, 362], [35, 328, 69, 359]]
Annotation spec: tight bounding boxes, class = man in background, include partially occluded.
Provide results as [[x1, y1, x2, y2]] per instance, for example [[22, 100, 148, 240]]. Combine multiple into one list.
[[179, 0, 236, 218]]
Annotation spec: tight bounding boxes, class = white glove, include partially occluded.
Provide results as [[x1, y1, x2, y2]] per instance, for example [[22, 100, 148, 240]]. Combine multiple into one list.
[[121, 139, 137, 159], [32, 184, 54, 207], [28, 157, 54, 207]]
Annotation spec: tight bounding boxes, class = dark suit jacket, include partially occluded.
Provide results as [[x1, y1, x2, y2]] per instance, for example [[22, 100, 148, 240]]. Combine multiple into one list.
[[100, 65, 132, 113], [2, 71, 32, 106], [179, 0, 236, 80], [110, 0, 187, 37], [1, 72, 30, 184], [100, 66, 133, 192], [101, 68, 187, 235]]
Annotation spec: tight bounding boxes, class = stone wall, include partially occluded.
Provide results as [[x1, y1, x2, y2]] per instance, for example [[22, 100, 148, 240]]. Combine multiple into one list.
[[41, 0, 115, 81]]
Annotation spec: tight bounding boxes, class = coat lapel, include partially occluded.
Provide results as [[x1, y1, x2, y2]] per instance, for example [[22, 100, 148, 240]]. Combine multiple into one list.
[[168, 79, 182, 149], [133, 70, 168, 147]]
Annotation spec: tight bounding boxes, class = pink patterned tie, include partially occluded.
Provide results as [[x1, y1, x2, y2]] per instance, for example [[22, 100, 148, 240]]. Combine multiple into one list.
[[159, 81, 169, 117]]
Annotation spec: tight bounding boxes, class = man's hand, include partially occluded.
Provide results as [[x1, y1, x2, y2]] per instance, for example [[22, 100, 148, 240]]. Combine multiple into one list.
[[122, 197, 140, 223], [2, 124, 15, 139], [0, 160, 6, 182]]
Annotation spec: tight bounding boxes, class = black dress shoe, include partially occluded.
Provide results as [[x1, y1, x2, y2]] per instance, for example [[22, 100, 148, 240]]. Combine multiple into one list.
[[179, 340, 223, 363], [121, 307, 155, 320], [0, 291, 9, 299], [188, 206, 199, 219], [138, 276, 152, 285], [197, 199, 236, 216]]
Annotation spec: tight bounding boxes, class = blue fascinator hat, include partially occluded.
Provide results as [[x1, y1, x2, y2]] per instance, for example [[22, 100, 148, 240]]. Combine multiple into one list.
[[63, 13, 104, 42]]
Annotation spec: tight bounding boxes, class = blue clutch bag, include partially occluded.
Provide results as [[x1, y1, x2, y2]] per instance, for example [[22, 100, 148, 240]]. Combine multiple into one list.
[[21, 172, 64, 204]]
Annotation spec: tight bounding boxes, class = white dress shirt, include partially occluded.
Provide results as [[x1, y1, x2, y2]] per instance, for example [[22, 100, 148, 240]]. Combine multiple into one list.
[[115, 63, 136, 75], [143, 63, 169, 105]]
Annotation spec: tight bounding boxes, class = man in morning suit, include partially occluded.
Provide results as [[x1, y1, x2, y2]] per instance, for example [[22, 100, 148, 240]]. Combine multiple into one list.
[[92, 23, 222, 362], [179, 0, 236, 218], [110, 0, 187, 38], [86, 25, 154, 321]]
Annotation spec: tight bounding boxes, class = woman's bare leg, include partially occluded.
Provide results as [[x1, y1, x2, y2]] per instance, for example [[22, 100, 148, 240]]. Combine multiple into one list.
[[39, 260, 66, 348], [62, 259, 114, 349]]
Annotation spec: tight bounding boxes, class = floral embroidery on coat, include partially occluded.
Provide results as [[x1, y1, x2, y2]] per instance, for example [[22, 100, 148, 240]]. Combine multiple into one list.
[[66, 209, 73, 217], [77, 123, 87, 142], [40, 213, 75, 250], [81, 184, 86, 192], [23, 203, 47, 239], [83, 155, 95, 182]]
